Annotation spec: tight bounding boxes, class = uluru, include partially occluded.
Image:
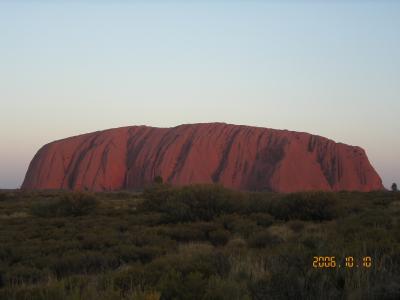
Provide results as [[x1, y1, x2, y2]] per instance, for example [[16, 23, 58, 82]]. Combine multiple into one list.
[[22, 123, 383, 192]]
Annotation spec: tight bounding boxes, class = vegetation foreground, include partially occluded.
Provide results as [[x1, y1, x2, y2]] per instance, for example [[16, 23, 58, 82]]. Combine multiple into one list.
[[0, 185, 399, 300]]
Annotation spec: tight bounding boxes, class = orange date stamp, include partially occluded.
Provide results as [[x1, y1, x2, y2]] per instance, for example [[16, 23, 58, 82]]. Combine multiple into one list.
[[312, 256, 372, 269]]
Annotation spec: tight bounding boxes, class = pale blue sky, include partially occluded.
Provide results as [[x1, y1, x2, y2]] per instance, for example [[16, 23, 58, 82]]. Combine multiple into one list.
[[0, 1, 399, 189]]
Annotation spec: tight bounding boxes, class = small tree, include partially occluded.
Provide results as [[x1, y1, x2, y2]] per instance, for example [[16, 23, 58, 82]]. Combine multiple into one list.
[[392, 183, 398, 192], [154, 175, 163, 184]]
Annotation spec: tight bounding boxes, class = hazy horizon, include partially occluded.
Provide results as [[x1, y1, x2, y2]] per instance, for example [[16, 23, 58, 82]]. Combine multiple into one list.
[[1, 1, 399, 189]]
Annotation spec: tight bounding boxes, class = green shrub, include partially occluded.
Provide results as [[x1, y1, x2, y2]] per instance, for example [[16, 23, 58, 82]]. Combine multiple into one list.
[[0, 192, 7, 202], [63, 275, 90, 294], [149, 250, 231, 299], [254, 272, 304, 300], [164, 225, 206, 242], [31, 192, 98, 217], [149, 250, 230, 283], [51, 251, 119, 278], [0, 283, 67, 300], [244, 193, 274, 214], [157, 270, 206, 300], [218, 215, 258, 238], [112, 264, 149, 293], [203, 276, 251, 300], [271, 192, 338, 221], [370, 279, 400, 300], [218, 214, 240, 231], [141, 185, 243, 222], [4, 265, 45, 286], [208, 229, 230, 246], [287, 220, 305, 233], [359, 211, 393, 229], [132, 290, 161, 300], [248, 277, 271, 300], [249, 213, 275, 227], [113, 245, 164, 264], [248, 231, 282, 248]]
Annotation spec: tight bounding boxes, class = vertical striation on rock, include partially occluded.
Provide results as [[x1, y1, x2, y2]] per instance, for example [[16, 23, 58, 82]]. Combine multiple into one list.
[[22, 123, 383, 192]]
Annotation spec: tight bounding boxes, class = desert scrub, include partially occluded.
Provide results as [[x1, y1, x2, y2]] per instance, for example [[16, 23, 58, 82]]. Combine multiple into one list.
[[30, 192, 98, 217], [0, 188, 399, 299], [271, 192, 338, 221], [0, 193, 6, 202]]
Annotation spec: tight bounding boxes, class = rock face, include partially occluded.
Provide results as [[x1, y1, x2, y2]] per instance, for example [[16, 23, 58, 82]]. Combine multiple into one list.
[[22, 123, 383, 192]]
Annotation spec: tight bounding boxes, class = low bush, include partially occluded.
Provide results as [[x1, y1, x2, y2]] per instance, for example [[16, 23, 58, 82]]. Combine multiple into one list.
[[370, 279, 400, 300], [163, 225, 206, 242], [157, 270, 207, 300], [249, 213, 275, 227], [112, 264, 149, 293], [31, 192, 98, 217], [0, 192, 7, 202], [221, 216, 259, 239], [4, 265, 45, 286], [51, 251, 119, 278], [203, 276, 251, 300], [151, 250, 230, 281], [0, 283, 67, 300], [141, 185, 244, 222], [271, 192, 338, 221], [287, 220, 306, 233], [248, 231, 282, 248], [208, 229, 230, 246], [113, 245, 164, 264]]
